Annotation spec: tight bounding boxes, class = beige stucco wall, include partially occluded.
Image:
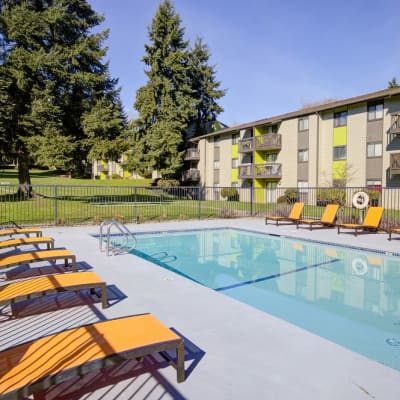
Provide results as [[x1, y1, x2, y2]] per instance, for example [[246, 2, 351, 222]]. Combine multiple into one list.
[[316, 111, 333, 186], [278, 118, 298, 187], [347, 103, 367, 186]]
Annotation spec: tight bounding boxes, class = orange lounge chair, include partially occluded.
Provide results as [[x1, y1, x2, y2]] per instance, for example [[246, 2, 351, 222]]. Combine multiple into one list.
[[0, 236, 54, 251], [296, 204, 339, 230], [0, 314, 185, 399], [265, 202, 304, 225], [0, 249, 76, 271], [337, 206, 384, 236], [0, 271, 107, 311], [0, 228, 42, 238]]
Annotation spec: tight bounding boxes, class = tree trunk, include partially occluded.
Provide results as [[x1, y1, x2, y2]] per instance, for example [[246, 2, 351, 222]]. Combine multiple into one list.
[[17, 150, 32, 199]]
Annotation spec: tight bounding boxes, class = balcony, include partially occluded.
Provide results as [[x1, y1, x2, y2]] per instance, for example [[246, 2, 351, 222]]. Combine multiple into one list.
[[254, 163, 282, 179], [182, 169, 200, 181], [389, 114, 400, 135], [254, 133, 281, 151], [390, 153, 400, 175], [238, 138, 254, 153], [184, 149, 200, 161], [238, 164, 253, 179]]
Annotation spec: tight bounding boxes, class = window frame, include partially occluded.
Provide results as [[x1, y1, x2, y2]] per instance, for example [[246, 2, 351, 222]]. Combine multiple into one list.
[[333, 145, 347, 160], [232, 133, 239, 144], [298, 149, 309, 162], [367, 102, 384, 121], [367, 142, 383, 158], [298, 117, 309, 132], [334, 110, 347, 127]]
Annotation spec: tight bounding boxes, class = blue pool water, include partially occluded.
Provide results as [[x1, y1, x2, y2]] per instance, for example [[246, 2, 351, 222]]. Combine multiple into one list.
[[132, 228, 400, 371]]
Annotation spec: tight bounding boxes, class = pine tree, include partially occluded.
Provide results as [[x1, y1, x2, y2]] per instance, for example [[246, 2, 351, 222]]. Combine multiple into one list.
[[0, 0, 125, 196], [388, 77, 399, 88], [129, 0, 195, 179], [187, 37, 225, 138]]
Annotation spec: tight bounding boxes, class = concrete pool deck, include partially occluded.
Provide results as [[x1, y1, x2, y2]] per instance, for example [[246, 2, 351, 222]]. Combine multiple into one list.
[[1, 218, 400, 399]]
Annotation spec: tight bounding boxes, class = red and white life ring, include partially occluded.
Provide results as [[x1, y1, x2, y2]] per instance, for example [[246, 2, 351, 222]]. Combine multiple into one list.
[[352, 191, 369, 209]]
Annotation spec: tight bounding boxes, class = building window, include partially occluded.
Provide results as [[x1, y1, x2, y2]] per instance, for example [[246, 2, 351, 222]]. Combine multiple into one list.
[[298, 117, 309, 131], [368, 102, 383, 120], [232, 182, 239, 188], [367, 142, 382, 158], [297, 181, 309, 193], [334, 111, 347, 127], [366, 180, 382, 190], [213, 160, 220, 169], [214, 135, 220, 145], [264, 153, 278, 162], [298, 149, 309, 162], [265, 125, 278, 133], [232, 133, 239, 144], [231, 158, 239, 168], [333, 146, 346, 160]]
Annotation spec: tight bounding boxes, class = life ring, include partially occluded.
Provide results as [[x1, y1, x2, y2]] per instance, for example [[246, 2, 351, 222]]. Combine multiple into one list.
[[352, 191, 369, 209], [352, 258, 368, 275]]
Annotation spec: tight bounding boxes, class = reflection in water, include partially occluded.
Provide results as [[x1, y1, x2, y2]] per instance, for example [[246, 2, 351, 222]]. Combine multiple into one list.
[[134, 228, 400, 371]]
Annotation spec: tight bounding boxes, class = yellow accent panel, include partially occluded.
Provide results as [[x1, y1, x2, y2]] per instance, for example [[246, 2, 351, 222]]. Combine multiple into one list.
[[333, 126, 347, 146], [124, 170, 130, 178], [254, 152, 264, 163], [255, 180, 265, 202], [254, 127, 262, 137], [100, 159, 107, 166], [100, 171, 107, 180], [231, 144, 238, 158], [231, 168, 238, 182], [332, 160, 346, 179]]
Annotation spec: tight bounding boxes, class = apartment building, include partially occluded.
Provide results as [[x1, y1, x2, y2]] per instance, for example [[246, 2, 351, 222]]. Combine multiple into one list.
[[185, 87, 400, 196]]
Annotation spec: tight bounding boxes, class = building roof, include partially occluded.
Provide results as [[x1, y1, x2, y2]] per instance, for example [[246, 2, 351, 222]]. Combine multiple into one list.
[[190, 86, 400, 141]]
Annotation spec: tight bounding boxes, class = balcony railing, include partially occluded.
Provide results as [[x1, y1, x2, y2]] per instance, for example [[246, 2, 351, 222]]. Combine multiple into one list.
[[254, 163, 282, 179], [238, 164, 253, 179], [254, 133, 282, 151], [238, 138, 254, 153], [183, 169, 200, 181], [390, 153, 400, 175], [389, 114, 400, 135], [184, 149, 200, 161]]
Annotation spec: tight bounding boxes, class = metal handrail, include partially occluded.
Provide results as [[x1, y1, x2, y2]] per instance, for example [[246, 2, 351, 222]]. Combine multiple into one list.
[[99, 219, 137, 256]]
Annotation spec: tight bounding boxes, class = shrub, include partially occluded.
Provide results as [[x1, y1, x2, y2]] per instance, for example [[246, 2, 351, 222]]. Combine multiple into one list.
[[278, 188, 298, 204], [111, 174, 122, 179], [156, 179, 180, 187], [317, 188, 346, 206], [221, 188, 239, 201]]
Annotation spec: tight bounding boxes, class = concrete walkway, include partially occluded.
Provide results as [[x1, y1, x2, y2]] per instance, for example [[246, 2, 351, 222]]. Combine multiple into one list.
[[1, 218, 400, 399]]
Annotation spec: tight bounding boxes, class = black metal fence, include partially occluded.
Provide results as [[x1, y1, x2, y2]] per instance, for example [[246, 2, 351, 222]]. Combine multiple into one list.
[[1, 184, 400, 229]]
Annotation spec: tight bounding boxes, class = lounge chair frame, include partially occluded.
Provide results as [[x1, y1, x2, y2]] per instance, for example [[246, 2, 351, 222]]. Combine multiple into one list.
[[0, 228, 42, 238], [0, 249, 76, 271], [337, 206, 384, 236], [0, 236, 54, 251], [265, 202, 304, 226], [0, 271, 107, 310], [296, 204, 339, 231], [0, 314, 185, 399]]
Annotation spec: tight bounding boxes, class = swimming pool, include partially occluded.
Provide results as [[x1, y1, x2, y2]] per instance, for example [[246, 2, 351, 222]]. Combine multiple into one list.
[[131, 228, 400, 371]]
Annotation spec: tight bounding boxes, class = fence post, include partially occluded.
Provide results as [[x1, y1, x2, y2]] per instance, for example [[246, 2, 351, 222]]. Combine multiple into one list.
[[198, 186, 201, 220], [134, 187, 138, 223], [250, 186, 254, 216], [54, 185, 58, 225]]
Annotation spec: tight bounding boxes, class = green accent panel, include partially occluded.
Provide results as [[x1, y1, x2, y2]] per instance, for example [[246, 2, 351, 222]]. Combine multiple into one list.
[[254, 151, 264, 163], [333, 160, 346, 179], [254, 126, 262, 137], [255, 179, 265, 202], [231, 168, 238, 182], [231, 144, 238, 158], [333, 126, 347, 146]]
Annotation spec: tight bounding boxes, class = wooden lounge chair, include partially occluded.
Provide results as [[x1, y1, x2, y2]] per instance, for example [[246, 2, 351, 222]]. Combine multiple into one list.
[[0, 227, 42, 238], [0, 271, 107, 311], [296, 204, 339, 230], [0, 236, 54, 251], [265, 202, 304, 225], [0, 249, 76, 272], [337, 206, 384, 236], [0, 313, 185, 399]]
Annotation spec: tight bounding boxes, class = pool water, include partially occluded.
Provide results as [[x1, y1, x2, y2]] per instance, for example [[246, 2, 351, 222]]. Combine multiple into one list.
[[132, 228, 400, 371]]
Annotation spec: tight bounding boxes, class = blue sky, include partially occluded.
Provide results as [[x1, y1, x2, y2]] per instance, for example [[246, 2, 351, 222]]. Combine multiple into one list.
[[89, 0, 399, 127]]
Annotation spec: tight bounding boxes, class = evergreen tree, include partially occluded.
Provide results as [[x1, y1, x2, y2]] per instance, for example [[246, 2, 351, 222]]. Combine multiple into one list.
[[0, 0, 125, 196], [129, 0, 196, 178], [187, 37, 225, 138], [388, 77, 399, 88]]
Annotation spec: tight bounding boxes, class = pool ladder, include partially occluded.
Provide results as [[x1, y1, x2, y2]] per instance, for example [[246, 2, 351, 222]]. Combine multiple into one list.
[[99, 219, 137, 256]]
